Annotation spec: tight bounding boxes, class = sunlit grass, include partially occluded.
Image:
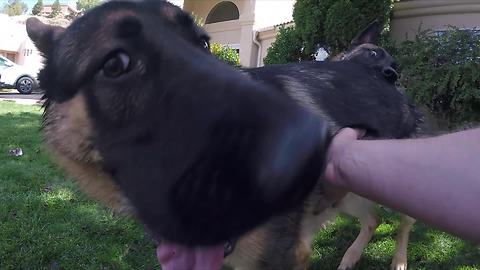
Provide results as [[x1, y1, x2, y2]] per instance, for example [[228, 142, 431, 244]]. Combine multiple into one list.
[[0, 101, 159, 270]]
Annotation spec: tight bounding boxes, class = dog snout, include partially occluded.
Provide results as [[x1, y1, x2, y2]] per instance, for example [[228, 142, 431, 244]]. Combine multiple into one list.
[[254, 112, 330, 206], [382, 66, 399, 82]]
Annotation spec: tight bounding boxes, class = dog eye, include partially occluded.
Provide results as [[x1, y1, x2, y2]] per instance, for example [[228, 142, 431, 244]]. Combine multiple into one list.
[[103, 52, 131, 78], [370, 50, 378, 57], [201, 39, 210, 50]]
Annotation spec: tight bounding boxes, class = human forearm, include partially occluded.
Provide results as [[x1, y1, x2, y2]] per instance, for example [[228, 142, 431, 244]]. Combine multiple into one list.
[[330, 128, 480, 242]]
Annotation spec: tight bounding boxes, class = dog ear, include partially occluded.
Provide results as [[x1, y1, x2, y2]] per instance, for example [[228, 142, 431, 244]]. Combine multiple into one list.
[[351, 20, 381, 46], [26, 17, 65, 54]]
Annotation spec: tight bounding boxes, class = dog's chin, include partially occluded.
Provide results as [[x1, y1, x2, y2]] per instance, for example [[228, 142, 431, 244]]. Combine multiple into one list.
[[156, 242, 225, 270]]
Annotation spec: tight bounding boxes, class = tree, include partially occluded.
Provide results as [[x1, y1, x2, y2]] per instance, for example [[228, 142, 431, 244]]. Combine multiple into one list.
[[76, 0, 101, 12], [264, 0, 394, 64], [1, 0, 28, 16], [292, 0, 336, 58], [263, 26, 305, 65], [31, 0, 43, 16], [49, 0, 61, 18]]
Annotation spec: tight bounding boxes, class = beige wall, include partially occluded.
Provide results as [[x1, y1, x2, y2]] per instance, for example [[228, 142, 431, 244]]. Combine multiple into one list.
[[184, 0, 294, 67], [204, 20, 241, 45], [391, 0, 480, 41], [183, 0, 246, 22], [184, 0, 258, 67]]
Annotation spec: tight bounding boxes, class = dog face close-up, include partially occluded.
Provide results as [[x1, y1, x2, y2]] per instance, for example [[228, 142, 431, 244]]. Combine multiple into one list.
[[26, 0, 332, 250], [332, 21, 399, 83], [25, 1, 425, 269]]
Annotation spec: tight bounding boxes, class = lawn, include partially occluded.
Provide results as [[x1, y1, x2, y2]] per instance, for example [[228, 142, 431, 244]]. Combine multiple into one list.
[[0, 101, 479, 270]]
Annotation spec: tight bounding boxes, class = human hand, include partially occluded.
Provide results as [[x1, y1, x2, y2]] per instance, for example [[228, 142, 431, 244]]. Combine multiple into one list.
[[323, 128, 366, 189]]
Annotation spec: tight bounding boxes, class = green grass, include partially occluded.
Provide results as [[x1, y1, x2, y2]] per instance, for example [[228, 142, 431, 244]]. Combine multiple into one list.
[[310, 213, 479, 269], [1, 101, 479, 270], [0, 101, 159, 270]]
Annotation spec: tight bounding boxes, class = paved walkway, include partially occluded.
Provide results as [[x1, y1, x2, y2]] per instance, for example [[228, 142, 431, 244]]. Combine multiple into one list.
[[0, 92, 43, 105]]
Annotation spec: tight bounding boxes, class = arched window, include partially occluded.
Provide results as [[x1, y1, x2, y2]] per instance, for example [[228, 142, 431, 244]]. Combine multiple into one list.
[[205, 1, 239, 24]]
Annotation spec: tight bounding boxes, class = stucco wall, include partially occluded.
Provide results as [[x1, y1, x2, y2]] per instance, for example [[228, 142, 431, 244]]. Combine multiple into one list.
[[183, 0, 246, 22], [204, 20, 241, 45], [391, 0, 480, 41]]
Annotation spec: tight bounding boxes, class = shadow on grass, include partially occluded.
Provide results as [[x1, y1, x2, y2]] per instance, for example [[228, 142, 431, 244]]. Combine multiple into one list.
[[309, 212, 479, 270]]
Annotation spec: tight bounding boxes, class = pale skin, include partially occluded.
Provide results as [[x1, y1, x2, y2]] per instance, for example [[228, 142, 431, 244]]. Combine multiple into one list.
[[324, 128, 480, 243]]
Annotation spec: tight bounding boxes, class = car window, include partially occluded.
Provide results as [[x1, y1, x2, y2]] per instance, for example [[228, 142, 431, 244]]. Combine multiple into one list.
[[0, 57, 13, 69]]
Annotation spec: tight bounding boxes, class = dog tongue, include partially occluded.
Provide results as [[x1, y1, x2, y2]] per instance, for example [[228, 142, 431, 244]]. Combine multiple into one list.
[[157, 242, 224, 270]]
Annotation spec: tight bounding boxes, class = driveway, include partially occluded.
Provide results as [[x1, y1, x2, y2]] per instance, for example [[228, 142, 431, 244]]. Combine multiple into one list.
[[0, 91, 43, 105]]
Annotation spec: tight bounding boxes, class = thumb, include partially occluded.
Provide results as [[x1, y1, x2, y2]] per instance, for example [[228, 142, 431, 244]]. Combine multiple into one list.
[[335, 128, 366, 141]]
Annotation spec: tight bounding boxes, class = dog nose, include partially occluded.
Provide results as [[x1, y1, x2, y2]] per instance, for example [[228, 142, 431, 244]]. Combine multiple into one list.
[[382, 66, 399, 82], [254, 113, 330, 206]]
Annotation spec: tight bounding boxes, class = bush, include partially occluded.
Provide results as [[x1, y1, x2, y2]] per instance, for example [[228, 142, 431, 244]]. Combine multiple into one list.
[[295, 0, 393, 55], [292, 0, 336, 57], [266, 0, 394, 64], [394, 28, 480, 128], [324, 0, 363, 55], [264, 26, 305, 65], [210, 43, 240, 67]]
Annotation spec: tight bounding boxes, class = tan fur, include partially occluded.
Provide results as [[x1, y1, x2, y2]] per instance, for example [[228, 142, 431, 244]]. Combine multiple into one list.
[[294, 241, 312, 270], [336, 194, 380, 270], [391, 215, 416, 270], [224, 227, 268, 270], [43, 93, 133, 214], [226, 191, 416, 270]]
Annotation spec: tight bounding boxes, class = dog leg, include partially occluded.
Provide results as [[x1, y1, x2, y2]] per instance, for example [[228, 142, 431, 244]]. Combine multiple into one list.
[[390, 214, 415, 270], [337, 194, 380, 270]]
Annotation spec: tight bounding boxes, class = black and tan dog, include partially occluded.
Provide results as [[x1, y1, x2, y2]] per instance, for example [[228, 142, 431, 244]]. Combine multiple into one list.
[[26, 1, 421, 269], [223, 22, 419, 270], [328, 21, 416, 270]]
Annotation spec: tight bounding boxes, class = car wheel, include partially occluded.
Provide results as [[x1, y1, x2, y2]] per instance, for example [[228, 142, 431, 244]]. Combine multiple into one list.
[[16, 76, 35, 94]]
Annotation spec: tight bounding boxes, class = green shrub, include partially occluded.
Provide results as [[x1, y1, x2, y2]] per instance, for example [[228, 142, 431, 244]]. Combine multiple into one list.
[[292, 0, 336, 57], [210, 43, 240, 67], [264, 26, 305, 65], [395, 27, 480, 128], [266, 0, 394, 64], [324, 0, 363, 55]]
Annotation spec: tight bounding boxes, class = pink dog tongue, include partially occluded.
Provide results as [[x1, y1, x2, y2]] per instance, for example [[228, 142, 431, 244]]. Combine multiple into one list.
[[157, 242, 224, 270]]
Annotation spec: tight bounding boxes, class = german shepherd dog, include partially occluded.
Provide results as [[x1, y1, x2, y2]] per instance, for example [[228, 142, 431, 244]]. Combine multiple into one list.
[[222, 22, 419, 270], [325, 22, 416, 270], [25, 1, 421, 269]]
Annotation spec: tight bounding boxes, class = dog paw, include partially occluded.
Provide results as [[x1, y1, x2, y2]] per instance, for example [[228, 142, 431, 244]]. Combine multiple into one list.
[[337, 248, 362, 270], [337, 259, 357, 270], [390, 258, 407, 270]]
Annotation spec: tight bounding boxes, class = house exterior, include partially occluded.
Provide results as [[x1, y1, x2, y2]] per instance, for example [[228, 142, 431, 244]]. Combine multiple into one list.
[[183, 0, 480, 67], [0, 15, 70, 74], [391, 0, 480, 41], [1, 0, 479, 72], [183, 0, 295, 67], [40, 4, 78, 18]]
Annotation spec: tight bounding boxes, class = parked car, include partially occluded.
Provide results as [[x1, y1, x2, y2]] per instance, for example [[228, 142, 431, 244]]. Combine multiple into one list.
[[0, 55, 38, 94]]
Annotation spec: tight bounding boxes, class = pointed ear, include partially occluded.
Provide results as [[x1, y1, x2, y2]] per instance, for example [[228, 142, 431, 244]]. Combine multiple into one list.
[[351, 20, 381, 46], [26, 17, 65, 54]]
